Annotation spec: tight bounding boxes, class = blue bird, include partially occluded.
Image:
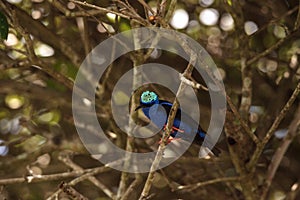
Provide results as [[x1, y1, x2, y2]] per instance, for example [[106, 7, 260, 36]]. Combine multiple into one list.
[[135, 91, 216, 153]]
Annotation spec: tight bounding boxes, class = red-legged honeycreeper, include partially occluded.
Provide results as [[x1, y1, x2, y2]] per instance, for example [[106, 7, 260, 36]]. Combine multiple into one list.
[[135, 91, 219, 156]]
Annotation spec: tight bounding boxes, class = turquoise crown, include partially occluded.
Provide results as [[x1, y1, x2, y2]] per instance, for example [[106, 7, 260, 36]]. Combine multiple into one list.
[[140, 91, 158, 105]]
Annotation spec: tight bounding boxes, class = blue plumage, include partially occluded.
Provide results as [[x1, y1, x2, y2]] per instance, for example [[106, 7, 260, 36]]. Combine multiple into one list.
[[135, 91, 207, 145]]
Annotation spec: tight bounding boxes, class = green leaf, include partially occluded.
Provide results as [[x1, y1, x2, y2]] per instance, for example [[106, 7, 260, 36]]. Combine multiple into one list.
[[0, 11, 8, 40], [226, 0, 232, 6], [16, 135, 47, 152]]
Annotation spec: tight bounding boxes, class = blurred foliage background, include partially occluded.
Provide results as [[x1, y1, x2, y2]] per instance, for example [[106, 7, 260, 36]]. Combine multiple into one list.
[[0, 0, 300, 199]]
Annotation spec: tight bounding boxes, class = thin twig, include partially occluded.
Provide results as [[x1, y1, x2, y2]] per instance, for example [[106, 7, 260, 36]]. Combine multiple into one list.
[[143, 31, 162, 60], [165, 0, 177, 23], [176, 176, 240, 192], [124, 0, 139, 17], [158, 0, 168, 18], [215, 164, 240, 200], [225, 112, 257, 200], [260, 105, 300, 200], [47, 0, 72, 16], [59, 182, 89, 200], [180, 74, 209, 91], [294, 0, 300, 30], [10, 9, 36, 62], [246, 29, 299, 66], [239, 57, 252, 120], [252, 6, 298, 36], [76, 17, 91, 56], [0, 165, 111, 185], [121, 174, 143, 200], [59, 151, 115, 199], [116, 21, 143, 199], [35, 59, 74, 90], [46, 160, 122, 200], [70, 0, 149, 26], [48, 0, 110, 21], [116, 137, 134, 199], [137, 0, 155, 15], [180, 73, 259, 144], [247, 82, 300, 171], [226, 95, 260, 144]]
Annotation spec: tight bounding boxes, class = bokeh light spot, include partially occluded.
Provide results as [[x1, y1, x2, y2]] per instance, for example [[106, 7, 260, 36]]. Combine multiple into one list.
[[35, 43, 54, 57], [67, 2, 76, 10], [106, 13, 116, 22], [97, 23, 115, 33], [274, 129, 288, 139], [32, 10, 42, 19], [244, 21, 258, 35], [199, 0, 215, 7], [220, 13, 234, 31], [0, 140, 8, 156], [273, 25, 286, 38], [170, 9, 189, 29], [199, 8, 219, 26], [5, 94, 25, 110], [6, 0, 22, 3], [4, 33, 18, 46]]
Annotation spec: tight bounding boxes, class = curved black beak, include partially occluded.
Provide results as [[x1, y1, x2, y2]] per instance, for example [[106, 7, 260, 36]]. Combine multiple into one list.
[[135, 105, 143, 111]]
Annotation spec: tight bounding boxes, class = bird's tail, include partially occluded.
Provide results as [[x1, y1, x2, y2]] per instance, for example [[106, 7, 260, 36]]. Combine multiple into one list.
[[195, 129, 221, 157]]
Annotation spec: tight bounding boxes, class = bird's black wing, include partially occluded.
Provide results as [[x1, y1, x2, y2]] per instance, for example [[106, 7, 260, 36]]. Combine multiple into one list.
[[159, 100, 202, 131], [158, 100, 182, 120]]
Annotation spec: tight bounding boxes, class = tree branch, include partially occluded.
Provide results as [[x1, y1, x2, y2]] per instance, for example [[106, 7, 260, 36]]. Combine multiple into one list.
[[138, 52, 198, 200], [59, 151, 115, 199], [176, 176, 240, 192], [260, 104, 300, 200], [246, 29, 299, 66], [70, 0, 149, 26], [59, 182, 89, 200], [294, 0, 300, 30], [247, 82, 300, 171], [180, 75, 259, 144], [239, 58, 252, 120], [0, 165, 111, 185]]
